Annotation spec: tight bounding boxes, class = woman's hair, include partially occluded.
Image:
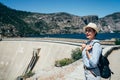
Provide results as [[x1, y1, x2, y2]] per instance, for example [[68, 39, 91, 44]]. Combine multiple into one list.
[[92, 28, 97, 37]]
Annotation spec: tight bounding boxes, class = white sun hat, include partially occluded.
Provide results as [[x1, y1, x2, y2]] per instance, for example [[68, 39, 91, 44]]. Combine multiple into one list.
[[83, 22, 100, 33]]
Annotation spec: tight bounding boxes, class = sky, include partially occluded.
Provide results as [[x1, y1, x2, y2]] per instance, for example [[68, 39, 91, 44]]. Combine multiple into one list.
[[0, 0, 120, 18]]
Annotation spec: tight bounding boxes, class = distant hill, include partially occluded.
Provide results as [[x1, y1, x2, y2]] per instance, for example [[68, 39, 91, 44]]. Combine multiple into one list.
[[0, 2, 120, 37]]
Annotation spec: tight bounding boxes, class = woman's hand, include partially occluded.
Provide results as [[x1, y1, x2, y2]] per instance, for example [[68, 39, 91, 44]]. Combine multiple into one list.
[[86, 45, 92, 51], [81, 43, 86, 51]]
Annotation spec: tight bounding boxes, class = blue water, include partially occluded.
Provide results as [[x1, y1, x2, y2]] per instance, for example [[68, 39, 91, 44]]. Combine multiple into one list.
[[30, 33, 120, 40]]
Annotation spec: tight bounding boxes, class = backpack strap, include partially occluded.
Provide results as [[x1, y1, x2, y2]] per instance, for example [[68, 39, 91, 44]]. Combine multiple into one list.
[[92, 41, 100, 46]]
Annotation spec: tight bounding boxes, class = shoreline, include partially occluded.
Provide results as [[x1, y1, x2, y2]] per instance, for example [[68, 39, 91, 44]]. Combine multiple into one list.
[[2, 37, 116, 45]]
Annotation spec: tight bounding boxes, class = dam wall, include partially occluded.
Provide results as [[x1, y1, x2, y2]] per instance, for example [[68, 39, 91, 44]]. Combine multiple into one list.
[[0, 40, 78, 80]]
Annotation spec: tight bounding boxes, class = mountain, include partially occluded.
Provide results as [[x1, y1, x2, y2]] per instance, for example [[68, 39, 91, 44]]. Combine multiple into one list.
[[0, 3, 120, 37], [99, 12, 120, 33]]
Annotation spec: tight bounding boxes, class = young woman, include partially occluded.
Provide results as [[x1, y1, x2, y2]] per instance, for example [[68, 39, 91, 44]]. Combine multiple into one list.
[[81, 22, 102, 80]]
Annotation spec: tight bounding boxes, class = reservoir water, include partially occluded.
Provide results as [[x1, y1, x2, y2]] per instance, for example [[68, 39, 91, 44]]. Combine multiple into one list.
[[29, 33, 120, 40]]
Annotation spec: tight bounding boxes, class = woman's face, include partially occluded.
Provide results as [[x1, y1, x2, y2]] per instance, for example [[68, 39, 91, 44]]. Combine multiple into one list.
[[85, 27, 96, 40]]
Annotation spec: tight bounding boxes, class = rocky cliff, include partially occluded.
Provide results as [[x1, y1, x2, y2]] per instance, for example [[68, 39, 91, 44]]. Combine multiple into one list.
[[0, 2, 120, 37]]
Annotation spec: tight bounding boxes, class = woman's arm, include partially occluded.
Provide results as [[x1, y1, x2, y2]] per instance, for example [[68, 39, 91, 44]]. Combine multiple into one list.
[[89, 43, 102, 67], [85, 45, 92, 59]]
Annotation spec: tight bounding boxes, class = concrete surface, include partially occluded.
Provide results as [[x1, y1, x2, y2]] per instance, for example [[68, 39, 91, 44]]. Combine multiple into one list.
[[0, 41, 78, 80], [0, 38, 120, 80]]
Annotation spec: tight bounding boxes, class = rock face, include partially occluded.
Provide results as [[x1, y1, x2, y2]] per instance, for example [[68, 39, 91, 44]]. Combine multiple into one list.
[[99, 12, 120, 33], [0, 2, 120, 37]]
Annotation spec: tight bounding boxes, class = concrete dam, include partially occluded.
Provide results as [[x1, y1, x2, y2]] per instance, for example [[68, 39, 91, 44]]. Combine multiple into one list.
[[0, 38, 120, 80], [0, 39, 79, 80]]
